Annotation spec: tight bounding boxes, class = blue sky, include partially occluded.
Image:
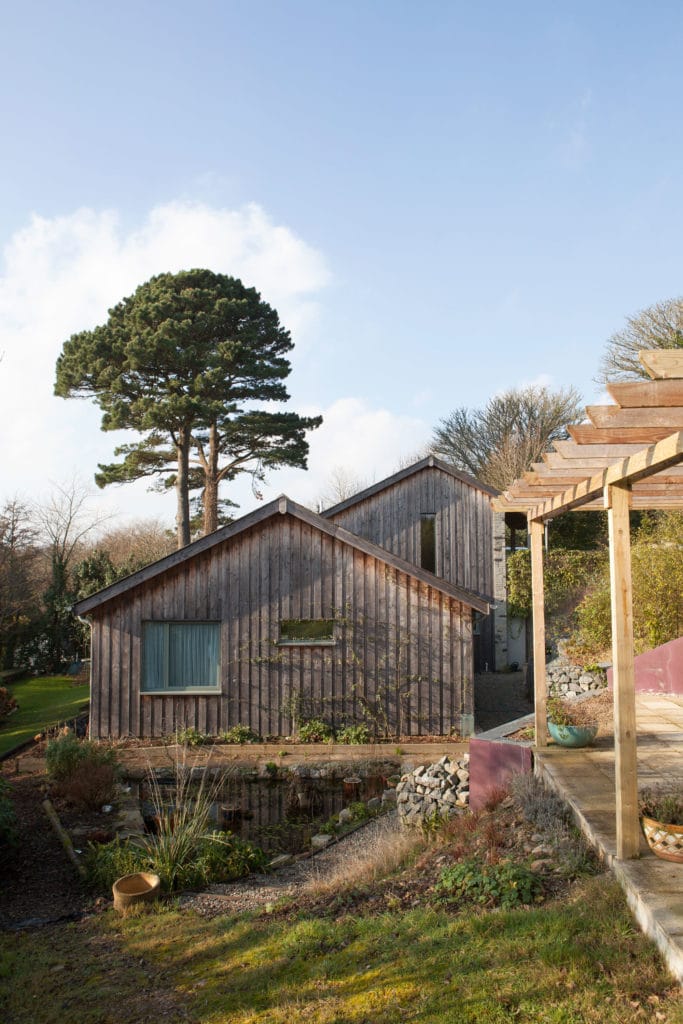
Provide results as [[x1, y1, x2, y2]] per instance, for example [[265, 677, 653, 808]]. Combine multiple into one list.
[[2, 1, 683, 525]]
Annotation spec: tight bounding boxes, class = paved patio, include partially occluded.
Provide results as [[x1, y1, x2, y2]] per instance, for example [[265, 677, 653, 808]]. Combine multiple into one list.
[[534, 692, 683, 984]]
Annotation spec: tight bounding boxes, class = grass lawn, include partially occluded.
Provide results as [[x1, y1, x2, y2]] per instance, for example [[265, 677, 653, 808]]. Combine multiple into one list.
[[0, 676, 89, 757], [0, 877, 681, 1023]]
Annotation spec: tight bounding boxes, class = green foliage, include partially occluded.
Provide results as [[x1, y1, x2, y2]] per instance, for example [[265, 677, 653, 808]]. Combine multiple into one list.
[[569, 511, 683, 661], [176, 727, 209, 747], [46, 731, 117, 782], [87, 759, 268, 892], [297, 718, 334, 743], [336, 723, 371, 744], [0, 777, 17, 849], [639, 787, 683, 826], [220, 724, 260, 744], [55, 269, 322, 546], [46, 731, 119, 810], [347, 800, 372, 821], [506, 548, 607, 621], [435, 857, 542, 909]]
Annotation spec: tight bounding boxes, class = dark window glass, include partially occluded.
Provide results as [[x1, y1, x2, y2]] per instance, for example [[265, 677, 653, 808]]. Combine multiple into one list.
[[420, 514, 436, 574]]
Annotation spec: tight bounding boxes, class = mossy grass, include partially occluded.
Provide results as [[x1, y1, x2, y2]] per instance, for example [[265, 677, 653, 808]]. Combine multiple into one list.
[[0, 675, 89, 758], [1, 876, 680, 1024]]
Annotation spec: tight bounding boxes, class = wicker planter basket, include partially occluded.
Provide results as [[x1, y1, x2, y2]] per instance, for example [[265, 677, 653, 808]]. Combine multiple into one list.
[[112, 872, 161, 912], [641, 816, 683, 863]]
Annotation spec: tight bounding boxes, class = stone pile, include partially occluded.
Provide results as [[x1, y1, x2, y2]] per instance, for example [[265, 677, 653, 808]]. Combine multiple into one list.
[[396, 754, 470, 825], [545, 654, 606, 698]]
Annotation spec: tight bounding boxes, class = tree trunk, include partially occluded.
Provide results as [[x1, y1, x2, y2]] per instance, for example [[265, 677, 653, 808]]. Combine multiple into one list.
[[202, 423, 220, 536], [176, 429, 192, 548]]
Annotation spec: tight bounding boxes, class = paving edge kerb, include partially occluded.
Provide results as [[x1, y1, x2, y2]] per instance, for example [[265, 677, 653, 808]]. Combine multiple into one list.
[[535, 756, 683, 986]]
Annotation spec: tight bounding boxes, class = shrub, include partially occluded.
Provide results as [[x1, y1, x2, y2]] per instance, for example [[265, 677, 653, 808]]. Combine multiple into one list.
[[510, 773, 571, 831], [46, 731, 116, 780], [221, 724, 260, 744], [0, 777, 17, 849], [46, 732, 119, 810], [435, 857, 542, 909], [58, 761, 119, 811], [336, 723, 371, 744], [297, 718, 334, 743], [176, 727, 209, 747], [0, 687, 17, 724], [639, 787, 683, 826]]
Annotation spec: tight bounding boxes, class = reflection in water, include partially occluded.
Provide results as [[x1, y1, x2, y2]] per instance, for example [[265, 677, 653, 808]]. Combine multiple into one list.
[[139, 773, 386, 856]]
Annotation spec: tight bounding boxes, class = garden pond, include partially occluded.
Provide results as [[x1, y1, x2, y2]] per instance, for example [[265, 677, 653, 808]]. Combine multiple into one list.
[[136, 768, 393, 856]]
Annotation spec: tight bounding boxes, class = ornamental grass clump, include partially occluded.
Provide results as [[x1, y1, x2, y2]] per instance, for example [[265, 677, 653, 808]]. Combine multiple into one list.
[[546, 694, 597, 728], [85, 752, 267, 893]]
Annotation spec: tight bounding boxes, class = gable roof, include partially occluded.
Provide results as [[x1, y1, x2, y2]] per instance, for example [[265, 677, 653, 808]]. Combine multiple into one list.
[[321, 455, 499, 519], [74, 495, 491, 616]]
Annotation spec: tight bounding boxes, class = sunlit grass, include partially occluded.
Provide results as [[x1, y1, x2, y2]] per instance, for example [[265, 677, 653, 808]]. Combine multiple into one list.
[[0, 675, 89, 756], [2, 876, 680, 1024]]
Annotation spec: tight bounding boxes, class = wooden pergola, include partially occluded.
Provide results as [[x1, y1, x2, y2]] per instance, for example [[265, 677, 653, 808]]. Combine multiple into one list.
[[493, 349, 683, 859]]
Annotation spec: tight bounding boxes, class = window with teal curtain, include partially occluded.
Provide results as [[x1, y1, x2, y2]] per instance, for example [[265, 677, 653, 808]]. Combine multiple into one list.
[[142, 622, 220, 691]]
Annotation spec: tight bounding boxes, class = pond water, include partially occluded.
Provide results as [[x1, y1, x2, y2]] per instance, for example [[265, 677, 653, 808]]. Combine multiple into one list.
[[138, 773, 387, 856]]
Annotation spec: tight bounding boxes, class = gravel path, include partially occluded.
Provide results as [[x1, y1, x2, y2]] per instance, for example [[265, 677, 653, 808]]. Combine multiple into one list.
[[178, 810, 401, 918]]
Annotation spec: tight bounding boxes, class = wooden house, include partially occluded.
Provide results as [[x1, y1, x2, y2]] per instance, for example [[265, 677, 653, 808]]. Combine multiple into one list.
[[76, 460, 499, 740], [322, 456, 500, 671]]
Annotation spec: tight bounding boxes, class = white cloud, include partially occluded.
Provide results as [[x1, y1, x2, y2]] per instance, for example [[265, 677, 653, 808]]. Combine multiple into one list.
[[256, 397, 431, 510], [0, 200, 330, 523]]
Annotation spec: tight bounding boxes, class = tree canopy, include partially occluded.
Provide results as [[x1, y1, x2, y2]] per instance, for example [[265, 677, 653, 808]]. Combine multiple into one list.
[[55, 269, 321, 547], [431, 385, 583, 490], [597, 296, 683, 383]]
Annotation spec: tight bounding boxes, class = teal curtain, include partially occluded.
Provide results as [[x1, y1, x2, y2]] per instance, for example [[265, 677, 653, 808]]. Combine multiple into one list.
[[169, 623, 219, 688], [142, 622, 166, 691], [142, 622, 219, 690]]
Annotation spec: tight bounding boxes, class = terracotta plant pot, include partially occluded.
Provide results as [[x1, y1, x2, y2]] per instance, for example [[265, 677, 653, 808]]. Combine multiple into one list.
[[547, 720, 598, 748], [641, 816, 683, 863], [112, 871, 161, 912]]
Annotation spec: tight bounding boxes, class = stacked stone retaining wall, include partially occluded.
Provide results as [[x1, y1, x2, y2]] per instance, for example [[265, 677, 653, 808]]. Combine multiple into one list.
[[396, 754, 470, 825], [545, 655, 606, 698]]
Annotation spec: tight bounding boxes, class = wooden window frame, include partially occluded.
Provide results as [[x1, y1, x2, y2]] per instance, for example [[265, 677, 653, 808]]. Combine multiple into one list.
[[141, 620, 222, 695], [277, 618, 336, 647]]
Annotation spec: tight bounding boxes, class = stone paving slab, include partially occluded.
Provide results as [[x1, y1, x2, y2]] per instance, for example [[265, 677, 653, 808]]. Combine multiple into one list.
[[535, 692, 683, 985]]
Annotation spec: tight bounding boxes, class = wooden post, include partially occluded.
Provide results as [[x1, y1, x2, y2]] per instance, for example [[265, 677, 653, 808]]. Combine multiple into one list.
[[529, 518, 548, 747], [606, 482, 639, 859]]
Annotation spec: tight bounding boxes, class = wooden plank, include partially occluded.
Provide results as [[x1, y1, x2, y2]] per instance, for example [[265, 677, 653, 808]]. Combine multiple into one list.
[[639, 348, 683, 379], [606, 482, 640, 859], [569, 423, 677, 445], [553, 440, 648, 459], [529, 520, 548, 748], [586, 404, 683, 429], [607, 378, 683, 408]]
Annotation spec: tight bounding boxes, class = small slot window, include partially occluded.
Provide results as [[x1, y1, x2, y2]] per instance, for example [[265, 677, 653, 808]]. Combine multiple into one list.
[[279, 619, 335, 645], [420, 514, 436, 574]]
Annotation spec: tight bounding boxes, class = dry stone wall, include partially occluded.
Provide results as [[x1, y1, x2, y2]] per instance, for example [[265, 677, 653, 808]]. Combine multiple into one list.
[[396, 754, 470, 825], [545, 654, 607, 698]]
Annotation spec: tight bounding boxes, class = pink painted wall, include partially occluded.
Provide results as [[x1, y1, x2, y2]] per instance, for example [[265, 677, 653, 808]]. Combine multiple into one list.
[[606, 636, 683, 695], [469, 738, 532, 811]]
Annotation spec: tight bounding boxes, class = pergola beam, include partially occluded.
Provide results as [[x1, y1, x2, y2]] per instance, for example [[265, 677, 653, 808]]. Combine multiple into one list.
[[640, 349, 683, 379], [507, 431, 683, 523]]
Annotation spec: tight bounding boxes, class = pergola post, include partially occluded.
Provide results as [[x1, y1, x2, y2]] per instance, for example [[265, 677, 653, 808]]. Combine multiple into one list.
[[606, 481, 639, 859], [529, 518, 548, 747]]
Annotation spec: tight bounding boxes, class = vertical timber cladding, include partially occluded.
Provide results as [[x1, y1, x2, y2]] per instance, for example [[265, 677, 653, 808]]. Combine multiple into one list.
[[328, 464, 495, 598], [87, 509, 475, 739]]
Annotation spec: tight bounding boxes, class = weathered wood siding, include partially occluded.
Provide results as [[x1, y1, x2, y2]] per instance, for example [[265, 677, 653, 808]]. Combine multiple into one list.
[[327, 466, 494, 599], [89, 513, 473, 739]]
